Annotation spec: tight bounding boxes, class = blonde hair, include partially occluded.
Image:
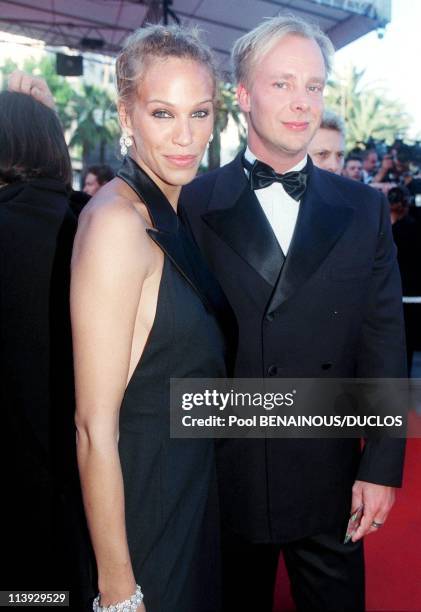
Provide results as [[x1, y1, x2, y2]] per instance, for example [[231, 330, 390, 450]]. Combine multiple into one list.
[[116, 24, 218, 112], [231, 14, 335, 87]]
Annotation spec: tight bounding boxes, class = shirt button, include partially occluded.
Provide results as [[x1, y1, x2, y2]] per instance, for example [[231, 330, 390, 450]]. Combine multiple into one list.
[[267, 364, 278, 377], [321, 362, 333, 370]]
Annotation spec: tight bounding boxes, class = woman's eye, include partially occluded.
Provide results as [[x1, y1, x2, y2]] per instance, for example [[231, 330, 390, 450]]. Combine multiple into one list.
[[192, 110, 209, 118], [152, 110, 172, 118]]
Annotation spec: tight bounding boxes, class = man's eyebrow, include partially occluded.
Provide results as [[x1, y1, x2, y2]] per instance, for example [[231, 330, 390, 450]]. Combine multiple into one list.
[[309, 77, 326, 85], [270, 72, 295, 80], [269, 73, 326, 84]]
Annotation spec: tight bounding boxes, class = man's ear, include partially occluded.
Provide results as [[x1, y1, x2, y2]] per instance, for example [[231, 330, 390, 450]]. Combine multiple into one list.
[[237, 82, 251, 113], [118, 101, 133, 134]]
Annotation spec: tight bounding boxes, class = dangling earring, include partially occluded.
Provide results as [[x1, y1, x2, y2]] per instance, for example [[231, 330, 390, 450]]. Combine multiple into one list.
[[208, 133, 214, 144], [120, 133, 133, 156]]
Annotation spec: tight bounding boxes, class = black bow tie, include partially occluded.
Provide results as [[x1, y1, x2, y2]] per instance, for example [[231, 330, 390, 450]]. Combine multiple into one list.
[[243, 156, 308, 201]]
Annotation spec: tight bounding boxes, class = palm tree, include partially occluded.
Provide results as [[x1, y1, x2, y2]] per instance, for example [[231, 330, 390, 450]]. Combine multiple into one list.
[[208, 82, 246, 170], [325, 65, 410, 150], [69, 84, 119, 166]]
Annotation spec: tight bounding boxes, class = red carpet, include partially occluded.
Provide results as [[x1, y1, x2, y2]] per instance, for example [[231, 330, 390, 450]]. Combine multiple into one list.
[[273, 413, 421, 611]]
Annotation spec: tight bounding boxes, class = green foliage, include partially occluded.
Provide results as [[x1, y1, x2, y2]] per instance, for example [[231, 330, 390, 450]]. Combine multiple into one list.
[[1, 54, 119, 163], [69, 83, 119, 164], [208, 82, 246, 170], [325, 65, 411, 150], [218, 82, 247, 142]]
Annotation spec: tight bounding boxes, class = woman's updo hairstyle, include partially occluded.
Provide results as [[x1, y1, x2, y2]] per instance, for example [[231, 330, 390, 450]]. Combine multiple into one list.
[[116, 24, 219, 113]]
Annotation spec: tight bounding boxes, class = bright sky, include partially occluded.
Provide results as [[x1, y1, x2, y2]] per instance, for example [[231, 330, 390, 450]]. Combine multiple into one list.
[[334, 0, 421, 138]]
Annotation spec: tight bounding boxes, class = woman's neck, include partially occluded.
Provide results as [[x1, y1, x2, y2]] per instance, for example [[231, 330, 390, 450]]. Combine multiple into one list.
[[130, 154, 181, 211]]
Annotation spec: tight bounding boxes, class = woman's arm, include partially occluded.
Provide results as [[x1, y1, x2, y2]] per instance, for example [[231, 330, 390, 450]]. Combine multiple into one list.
[[71, 200, 151, 607]]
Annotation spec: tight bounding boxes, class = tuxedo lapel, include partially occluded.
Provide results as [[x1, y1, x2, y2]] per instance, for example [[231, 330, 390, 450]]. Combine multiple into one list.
[[117, 156, 215, 313], [267, 163, 354, 314], [202, 153, 284, 287]]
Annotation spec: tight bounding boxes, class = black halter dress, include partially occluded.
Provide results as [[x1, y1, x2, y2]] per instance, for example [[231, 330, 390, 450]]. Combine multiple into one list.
[[116, 157, 227, 612]]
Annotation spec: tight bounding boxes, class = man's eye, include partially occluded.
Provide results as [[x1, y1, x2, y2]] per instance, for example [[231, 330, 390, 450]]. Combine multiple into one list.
[[308, 85, 323, 93], [192, 110, 209, 118], [317, 151, 328, 159], [274, 82, 288, 89], [152, 110, 172, 118]]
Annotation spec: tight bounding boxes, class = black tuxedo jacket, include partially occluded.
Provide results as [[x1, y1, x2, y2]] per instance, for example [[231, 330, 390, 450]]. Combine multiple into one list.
[[180, 153, 407, 544]]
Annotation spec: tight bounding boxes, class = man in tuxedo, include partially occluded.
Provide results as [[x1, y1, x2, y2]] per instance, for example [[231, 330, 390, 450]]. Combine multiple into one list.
[[180, 14, 406, 612]]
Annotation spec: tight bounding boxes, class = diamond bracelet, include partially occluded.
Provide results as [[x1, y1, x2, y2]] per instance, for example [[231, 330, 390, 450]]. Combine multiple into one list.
[[92, 584, 143, 612]]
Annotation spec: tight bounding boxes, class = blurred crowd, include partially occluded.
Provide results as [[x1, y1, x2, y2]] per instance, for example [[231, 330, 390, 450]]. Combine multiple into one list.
[[308, 110, 421, 373]]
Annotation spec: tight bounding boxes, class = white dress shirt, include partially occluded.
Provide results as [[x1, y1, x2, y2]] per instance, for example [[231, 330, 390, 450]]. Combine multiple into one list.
[[244, 147, 307, 255]]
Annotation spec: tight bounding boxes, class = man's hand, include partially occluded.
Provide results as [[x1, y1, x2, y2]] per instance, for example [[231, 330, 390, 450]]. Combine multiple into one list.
[[373, 155, 395, 182], [8, 70, 55, 110], [349, 480, 396, 542]]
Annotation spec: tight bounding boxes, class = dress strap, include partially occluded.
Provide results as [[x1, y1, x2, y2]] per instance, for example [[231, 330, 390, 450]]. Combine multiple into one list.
[[117, 156, 178, 233]]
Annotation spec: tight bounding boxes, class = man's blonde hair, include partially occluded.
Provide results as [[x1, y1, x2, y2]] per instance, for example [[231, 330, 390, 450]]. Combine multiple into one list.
[[231, 14, 335, 87]]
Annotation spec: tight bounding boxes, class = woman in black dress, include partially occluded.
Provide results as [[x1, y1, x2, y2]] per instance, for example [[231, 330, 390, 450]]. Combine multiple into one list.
[[71, 26, 228, 612]]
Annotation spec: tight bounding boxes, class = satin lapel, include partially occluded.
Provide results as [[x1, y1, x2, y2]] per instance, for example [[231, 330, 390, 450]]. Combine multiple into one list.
[[267, 164, 354, 314], [202, 153, 284, 287], [117, 156, 212, 310]]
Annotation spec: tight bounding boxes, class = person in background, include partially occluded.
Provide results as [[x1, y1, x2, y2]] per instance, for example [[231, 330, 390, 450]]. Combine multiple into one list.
[[361, 148, 378, 184], [83, 164, 115, 196], [0, 87, 92, 607], [372, 151, 398, 184], [389, 185, 421, 374], [343, 154, 363, 181], [308, 109, 345, 174]]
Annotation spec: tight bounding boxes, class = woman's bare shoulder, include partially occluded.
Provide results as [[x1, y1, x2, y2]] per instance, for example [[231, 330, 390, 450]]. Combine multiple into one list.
[[80, 180, 146, 229], [74, 182, 155, 268]]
